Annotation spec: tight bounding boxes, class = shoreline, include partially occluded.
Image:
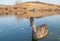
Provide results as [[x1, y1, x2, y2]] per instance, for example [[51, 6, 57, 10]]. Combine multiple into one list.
[[0, 2, 60, 18]]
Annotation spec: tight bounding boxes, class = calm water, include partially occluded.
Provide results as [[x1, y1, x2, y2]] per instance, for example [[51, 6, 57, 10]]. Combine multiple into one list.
[[0, 14, 60, 41]]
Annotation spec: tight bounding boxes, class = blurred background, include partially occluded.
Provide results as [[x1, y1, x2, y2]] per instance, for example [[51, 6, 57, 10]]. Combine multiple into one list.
[[0, 0, 60, 5]]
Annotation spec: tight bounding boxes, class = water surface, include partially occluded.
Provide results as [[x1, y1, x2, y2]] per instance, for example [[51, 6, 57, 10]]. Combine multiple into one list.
[[0, 14, 60, 41]]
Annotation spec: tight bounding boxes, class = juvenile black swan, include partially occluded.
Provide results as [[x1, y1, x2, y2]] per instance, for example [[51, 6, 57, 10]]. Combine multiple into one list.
[[30, 17, 48, 40]]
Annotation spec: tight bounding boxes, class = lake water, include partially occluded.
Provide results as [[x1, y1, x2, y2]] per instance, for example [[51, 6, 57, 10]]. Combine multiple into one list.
[[0, 14, 60, 41]]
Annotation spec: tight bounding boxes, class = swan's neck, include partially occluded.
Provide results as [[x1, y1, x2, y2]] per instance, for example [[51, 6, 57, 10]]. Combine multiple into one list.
[[30, 20, 36, 32]]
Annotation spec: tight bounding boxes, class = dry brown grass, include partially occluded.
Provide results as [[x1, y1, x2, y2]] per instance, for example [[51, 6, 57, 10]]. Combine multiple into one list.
[[0, 2, 60, 18]]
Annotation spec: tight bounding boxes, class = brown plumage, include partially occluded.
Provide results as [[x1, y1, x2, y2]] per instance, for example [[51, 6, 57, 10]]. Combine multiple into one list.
[[30, 17, 48, 40]]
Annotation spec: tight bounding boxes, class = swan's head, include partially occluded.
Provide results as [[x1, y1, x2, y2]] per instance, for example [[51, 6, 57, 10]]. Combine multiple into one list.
[[30, 17, 34, 22], [30, 17, 34, 26]]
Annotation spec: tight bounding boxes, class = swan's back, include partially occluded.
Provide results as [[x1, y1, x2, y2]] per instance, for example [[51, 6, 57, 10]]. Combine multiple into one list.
[[37, 24, 48, 31], [33, 24, 48, 40]]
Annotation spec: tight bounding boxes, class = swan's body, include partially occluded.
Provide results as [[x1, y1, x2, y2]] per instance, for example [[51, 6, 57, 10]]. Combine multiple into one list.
[[30, 17, 48, 40]]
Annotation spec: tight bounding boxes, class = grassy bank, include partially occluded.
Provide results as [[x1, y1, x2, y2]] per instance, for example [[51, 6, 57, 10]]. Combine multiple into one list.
[[0, 2, 60, 18]]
